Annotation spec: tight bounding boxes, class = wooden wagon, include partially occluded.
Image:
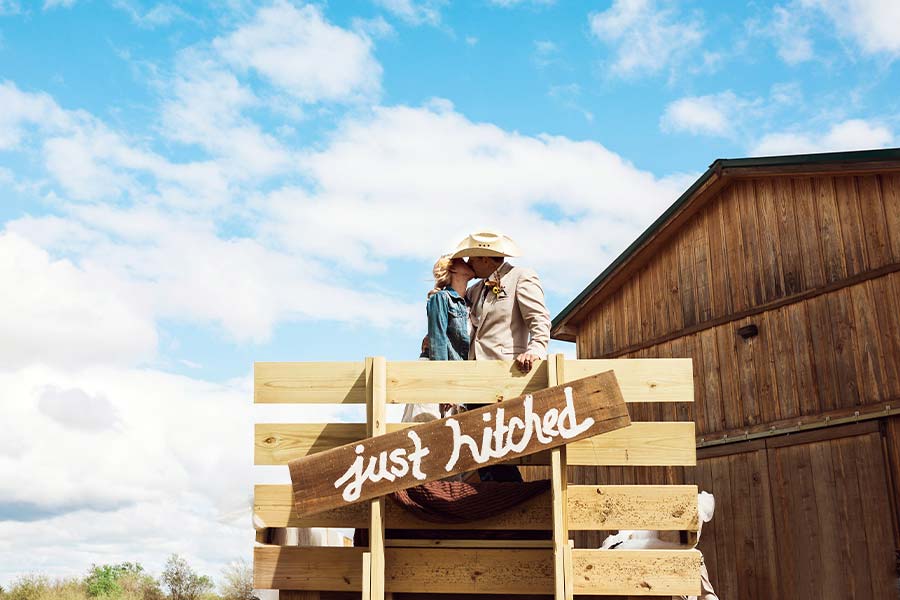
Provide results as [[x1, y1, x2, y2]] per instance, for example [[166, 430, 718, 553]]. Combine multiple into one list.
[[252, 355, 702, 599]]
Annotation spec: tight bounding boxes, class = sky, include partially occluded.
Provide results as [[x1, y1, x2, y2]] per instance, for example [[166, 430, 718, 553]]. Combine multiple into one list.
[[1, 0, 899, 584]]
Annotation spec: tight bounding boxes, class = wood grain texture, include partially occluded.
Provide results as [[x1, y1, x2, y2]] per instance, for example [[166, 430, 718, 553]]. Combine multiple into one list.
[[255, 362, 366, 404], [254, 546, 702, 596], [257, 421, 696, 467], [882, 173, 900, 261], [256, 359, 693, 406], [287, 372, 630, 516]]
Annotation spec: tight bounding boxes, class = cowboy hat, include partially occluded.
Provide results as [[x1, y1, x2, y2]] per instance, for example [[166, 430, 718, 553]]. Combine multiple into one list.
[[450, 231, 522, 259]]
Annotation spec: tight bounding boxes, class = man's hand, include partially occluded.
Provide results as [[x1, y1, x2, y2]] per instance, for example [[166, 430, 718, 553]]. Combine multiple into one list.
[[515, 352, 538, 373]]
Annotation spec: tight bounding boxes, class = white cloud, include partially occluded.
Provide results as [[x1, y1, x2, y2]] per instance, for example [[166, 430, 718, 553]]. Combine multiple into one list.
[[660, 91, 749, 137], [160, 50, 293, 180], [0, 364, 356, 581], [589, 0, 704, 77], [43, 0, 75, 9], [374, 0, 446, 26], [770, 4, 814, 64], [751, 118, 896, 156], [352, 15, 396, 39], [0, 1, 22, 15], [802, 0, 900, 56], [0, 81, 73, 149], [112, 1, 190, 28], [489, 0, 555, 6], [260, 101, 691, 295], [214, 1, 381, 103], [0, 232, 157, 369]]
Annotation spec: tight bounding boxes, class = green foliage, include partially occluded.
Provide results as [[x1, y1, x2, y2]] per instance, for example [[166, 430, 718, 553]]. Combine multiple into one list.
[[84, 563, 147, 599], [218, 560, 253, 600], [160, 555, 212, 600], [6, 576, 50, 600]]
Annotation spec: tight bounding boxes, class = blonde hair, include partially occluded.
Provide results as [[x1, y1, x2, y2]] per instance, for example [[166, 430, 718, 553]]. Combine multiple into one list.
[[428, 255, 461, 298]]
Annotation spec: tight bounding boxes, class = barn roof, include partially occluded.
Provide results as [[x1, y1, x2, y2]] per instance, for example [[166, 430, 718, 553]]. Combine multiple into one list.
[[551, 147, 900, 342]]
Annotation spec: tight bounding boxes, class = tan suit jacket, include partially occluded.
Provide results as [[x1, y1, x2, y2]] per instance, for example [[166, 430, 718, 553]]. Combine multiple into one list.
[[465, 262, 551, 360]]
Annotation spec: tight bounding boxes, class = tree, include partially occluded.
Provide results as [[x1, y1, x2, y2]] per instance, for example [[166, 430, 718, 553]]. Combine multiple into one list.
[[160, 555, 212, 600], [84, 563, 144, 597], [219, 559, 255, 600]]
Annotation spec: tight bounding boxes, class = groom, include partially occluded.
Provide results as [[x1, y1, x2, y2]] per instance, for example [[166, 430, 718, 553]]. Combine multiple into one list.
[[451, 230, 551, 374]]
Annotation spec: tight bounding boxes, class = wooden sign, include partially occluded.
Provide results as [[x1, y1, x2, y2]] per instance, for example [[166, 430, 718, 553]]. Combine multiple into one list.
[[288, 370, 630, 516]]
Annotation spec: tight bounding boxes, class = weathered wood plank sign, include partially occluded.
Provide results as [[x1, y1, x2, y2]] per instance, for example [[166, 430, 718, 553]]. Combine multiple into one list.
[[288, 370, 631, 516]]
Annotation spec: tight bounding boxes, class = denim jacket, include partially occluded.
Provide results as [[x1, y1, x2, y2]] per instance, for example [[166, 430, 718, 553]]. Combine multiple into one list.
[[426, 287, 470, 360]]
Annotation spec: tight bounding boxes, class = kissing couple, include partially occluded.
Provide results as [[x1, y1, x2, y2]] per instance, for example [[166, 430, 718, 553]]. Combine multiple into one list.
[[412, 230, 552, 482]]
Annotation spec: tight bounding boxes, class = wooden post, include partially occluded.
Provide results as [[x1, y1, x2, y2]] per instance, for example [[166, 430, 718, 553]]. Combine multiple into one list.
[[548, 353, 573, 600], [365, 357, 387, 600]]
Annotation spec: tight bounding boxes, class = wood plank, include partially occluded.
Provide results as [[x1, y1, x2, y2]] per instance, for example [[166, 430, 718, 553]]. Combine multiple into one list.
[[254, 547, 701, 596], [390, 359, 694, 405], [571, 549, 701, 596], [769, 306, 800, 420], [849, 282, 887, 404], [387, 360, 547, 405], [772, 178, 803, 295], [791, 177, 826, 289], [754, 178, 785, 301], [708, 454, 737, 598], [728, 452, 756, 598], [622, 277, 639, 349], [663, 243, 684, 331], [253, 484, 702, 534], [833, 176, 869, 276], [256, 359, 694, 407], [676, 226, 698, 328], [870, 274, 900, 401], [808, 440, 853, 600], [564, 359, 693, 404], [692, 211, 713, 322], [767, 444, 798, 598], [826, 289, 861, 408], [748, 449, 779, 599], [857, 175, 892, 268], [789, 443, 825, 598], [721, 184, 750, 313], [255, 362, 366, 404], [736, 180, 766, 306], [784, 301, 819, 417], [832, 436, 876, 599], [548, 355, 570, 600], [287, 372, 631, 516], [732, 317, 760, 427], [853, 433, 897, 598], [882, 173, 900, 261], [692, 459, 718, 590], [813, 176, 848, 283], [522, 422, 697, 467], [257, 423, 696, 467], [805, 293, 841, 412], [705, 195, 731, 317], [753, 311, 779, 424], [366, 357, 386, 600], [883, 416, 900, 549], [696, 328, 724, 434]]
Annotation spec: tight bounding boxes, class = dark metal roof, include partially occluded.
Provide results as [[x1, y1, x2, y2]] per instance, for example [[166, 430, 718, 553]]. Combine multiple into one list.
[[551, 147, 900, 338]]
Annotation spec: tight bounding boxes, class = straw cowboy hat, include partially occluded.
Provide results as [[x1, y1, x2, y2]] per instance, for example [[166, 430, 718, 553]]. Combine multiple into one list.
[[450, 231, 522, 259]]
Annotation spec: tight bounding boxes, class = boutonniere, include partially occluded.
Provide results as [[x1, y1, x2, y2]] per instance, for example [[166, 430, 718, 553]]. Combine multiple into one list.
[[485, 280, 508, 299]]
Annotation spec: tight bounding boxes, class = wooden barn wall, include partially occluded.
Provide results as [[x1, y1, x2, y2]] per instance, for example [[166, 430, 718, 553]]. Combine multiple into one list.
[[576, 173, 900, 361], [608, 270, 900, 439]]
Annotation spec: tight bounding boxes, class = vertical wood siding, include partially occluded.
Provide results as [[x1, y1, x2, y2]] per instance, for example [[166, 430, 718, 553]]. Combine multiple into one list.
[[576, 173, 900, 438], [578, 173, 900, 361]]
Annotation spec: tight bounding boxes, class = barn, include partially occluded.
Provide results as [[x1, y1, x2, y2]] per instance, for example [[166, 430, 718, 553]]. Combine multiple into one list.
[[550, 148, 900, 599]]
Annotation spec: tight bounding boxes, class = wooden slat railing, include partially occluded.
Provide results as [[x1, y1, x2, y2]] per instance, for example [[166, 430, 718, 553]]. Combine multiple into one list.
[[252, 356, 701, 599]]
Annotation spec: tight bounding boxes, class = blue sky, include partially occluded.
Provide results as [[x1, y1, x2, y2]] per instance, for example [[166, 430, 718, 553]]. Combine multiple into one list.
[[1, 0, 899, 584]]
